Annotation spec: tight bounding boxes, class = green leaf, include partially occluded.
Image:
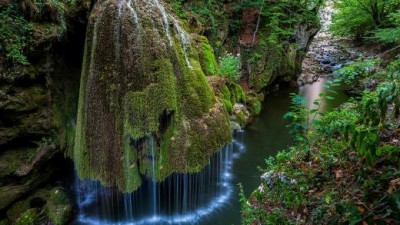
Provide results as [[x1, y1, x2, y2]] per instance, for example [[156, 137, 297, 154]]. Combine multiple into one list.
[[326, 96, 335, 100]]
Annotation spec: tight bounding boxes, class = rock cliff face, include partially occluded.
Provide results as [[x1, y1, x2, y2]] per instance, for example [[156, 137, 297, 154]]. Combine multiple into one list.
[[0, 0, 88, 220], [73, 0, 231, 192], [238, 4, 320, 92]]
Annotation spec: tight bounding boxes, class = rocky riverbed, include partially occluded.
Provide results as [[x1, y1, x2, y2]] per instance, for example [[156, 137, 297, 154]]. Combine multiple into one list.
[[298, 0, 352, 85]]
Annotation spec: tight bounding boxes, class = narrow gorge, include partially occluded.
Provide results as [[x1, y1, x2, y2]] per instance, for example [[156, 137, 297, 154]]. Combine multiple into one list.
[[3, 0, 398, 224]]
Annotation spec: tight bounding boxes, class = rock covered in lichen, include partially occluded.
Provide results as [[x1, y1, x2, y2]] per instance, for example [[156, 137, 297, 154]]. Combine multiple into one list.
[[73, 0, 231, 192]]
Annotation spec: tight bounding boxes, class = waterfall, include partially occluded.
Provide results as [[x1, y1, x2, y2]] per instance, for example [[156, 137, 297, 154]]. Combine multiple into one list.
[[173, 18, 193, 69], [153, 0, 172, 46], [152, 0, 192, 68], [74, 0, 231, 194], [73, 0, 233, 223], [73, 134, 245, 224], [127, 0, 139, 25], [150, 135, 157, 216]]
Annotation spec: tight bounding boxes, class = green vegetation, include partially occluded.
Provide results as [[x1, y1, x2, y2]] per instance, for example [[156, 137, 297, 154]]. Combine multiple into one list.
[[374, 10, 400, 43], [198, 36, 220, 75], [0, 4, 31, 65], [4, 187, 73, 225], [219, 53, 241, 82], [241, 1, 400, 222], [239, 0, 322, 91], [73, 1, 232, 192], [242, 55, 400, 224], [15, 209, 38, 225], [0, 0, 82, 67], [331, 0, 400, 39]]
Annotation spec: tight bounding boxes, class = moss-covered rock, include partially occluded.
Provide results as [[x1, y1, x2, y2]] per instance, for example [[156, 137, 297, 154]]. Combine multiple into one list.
[[235, 1, 321, 92], [196, 36, 220, 76], [74, 0, 231, 192], [15, 209, 38, 225], [0, 141, 59, 211], [46, 188, 73, 225], [5, 187, 73, 225]]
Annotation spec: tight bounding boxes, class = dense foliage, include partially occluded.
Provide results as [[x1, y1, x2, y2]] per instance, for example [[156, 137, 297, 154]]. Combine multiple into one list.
[[241, 55, 400, 224], [331, 0, 400, 40], [374, 10, 400, 43], [0, 4, 31, 65], [241, 0, 400, 223], [0, 0, 79, 67], [219, 53, 241, 82]]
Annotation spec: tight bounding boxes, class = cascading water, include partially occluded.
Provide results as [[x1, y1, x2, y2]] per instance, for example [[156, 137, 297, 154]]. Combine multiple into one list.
[[72, 0, 233, 223], [151, 0, 192, 68], [74, 0, 231, 194], [73, 134, 246, 225], [72, 0, 348, 224]]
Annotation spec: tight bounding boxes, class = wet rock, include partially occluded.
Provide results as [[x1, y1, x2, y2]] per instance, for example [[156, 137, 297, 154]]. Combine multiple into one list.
[[74, 0, 232, 192], [298, 79, 305, 86], [320, 59, 331, 65], [261, 171, 297, 189], [231, 103, 250, 126], [298, 1, 353, 85], [230, 121, 242, 133], [261, 171, 274, 186], [321, 65, 333, 73], [0, 143, 58, 210]]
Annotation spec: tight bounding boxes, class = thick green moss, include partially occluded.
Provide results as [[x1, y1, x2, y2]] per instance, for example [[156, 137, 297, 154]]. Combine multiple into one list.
[[46, 188, 73, 225], [124, 60, 177, 140], [197, 36, 220, 76], [219, 82, 246, 114], [6, 188, 72, 225], [73, 0, 231, 192], [246, 92, 263, 115], [15, 209, 38, 225], [221, 84, 233, 113]]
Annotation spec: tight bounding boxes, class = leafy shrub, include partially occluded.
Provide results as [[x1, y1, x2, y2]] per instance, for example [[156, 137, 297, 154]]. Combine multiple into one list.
[[219, 53, 241, 82], [334, 59, 379, 84], [0, 4, 31, 65], [284, 94, 309, 142]]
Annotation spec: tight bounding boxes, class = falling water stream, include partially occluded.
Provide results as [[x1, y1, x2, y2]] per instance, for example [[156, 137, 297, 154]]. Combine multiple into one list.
[[71, 75, 348, 225], [65, 0, 351, 224]]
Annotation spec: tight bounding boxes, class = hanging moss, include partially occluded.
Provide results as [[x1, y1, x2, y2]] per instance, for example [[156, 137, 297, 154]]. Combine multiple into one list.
[[246, 92, 263, 115], [218, 82, 247, 114], [73, 0, 231, 192], [197, 36, 220, 76], [228, 82, 246, 104]]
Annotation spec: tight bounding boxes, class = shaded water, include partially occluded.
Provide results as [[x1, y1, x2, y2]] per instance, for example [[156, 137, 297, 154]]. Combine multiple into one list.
[[72, 77, 348, 225]]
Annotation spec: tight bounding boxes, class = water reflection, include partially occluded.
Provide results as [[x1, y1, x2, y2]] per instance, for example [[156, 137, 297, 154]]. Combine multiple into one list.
[[300, 76, 348, 112]]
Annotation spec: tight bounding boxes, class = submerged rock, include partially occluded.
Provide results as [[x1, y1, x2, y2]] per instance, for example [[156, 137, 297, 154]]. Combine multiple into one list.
[[74, 0, 231, 192]]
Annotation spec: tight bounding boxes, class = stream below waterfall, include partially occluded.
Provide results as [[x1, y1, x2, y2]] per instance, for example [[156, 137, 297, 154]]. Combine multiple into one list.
[[65, 2, 353, 224], [70, 75, 348, 225]]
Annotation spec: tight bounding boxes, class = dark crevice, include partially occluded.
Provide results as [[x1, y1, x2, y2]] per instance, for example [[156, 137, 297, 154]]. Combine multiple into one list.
[[0, 135, 43, 151]]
